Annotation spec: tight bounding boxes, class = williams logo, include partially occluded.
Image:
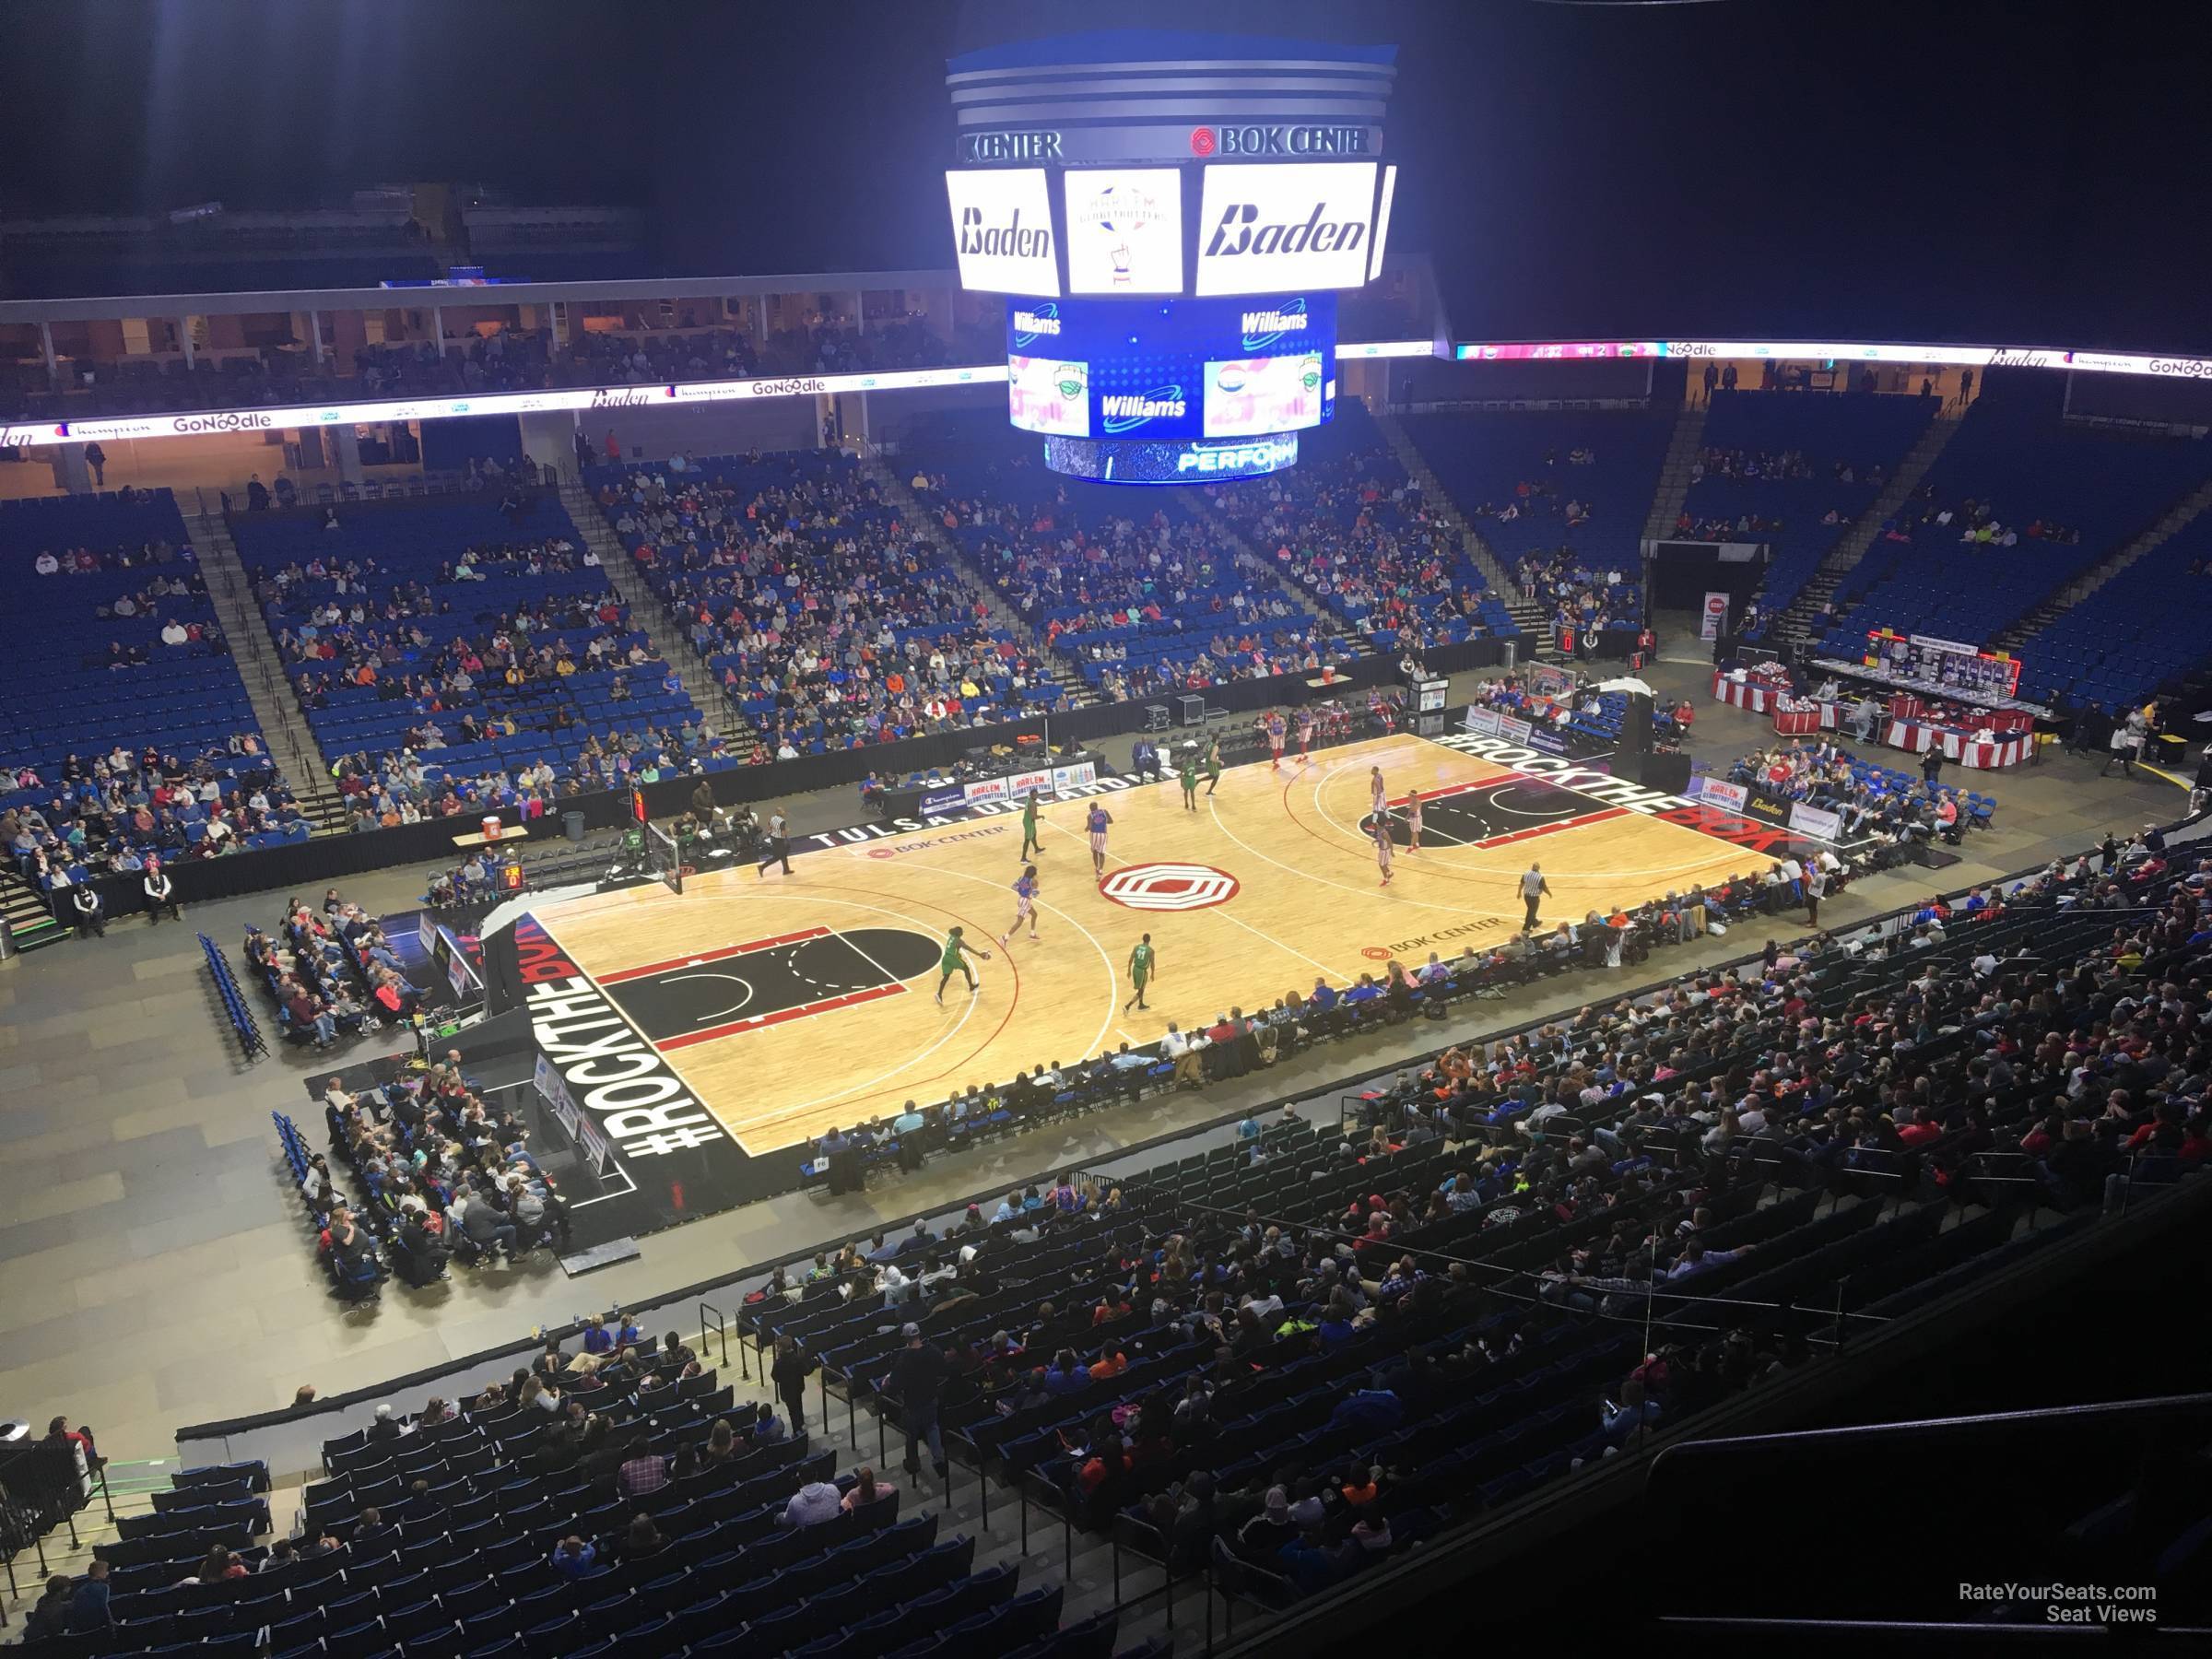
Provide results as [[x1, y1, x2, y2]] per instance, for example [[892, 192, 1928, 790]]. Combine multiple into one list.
[[1241, 300, 1310, 352], [1011, 304, 1061, 347], [959, 206, 1052, 260], [1101, 387, 1187, 434]]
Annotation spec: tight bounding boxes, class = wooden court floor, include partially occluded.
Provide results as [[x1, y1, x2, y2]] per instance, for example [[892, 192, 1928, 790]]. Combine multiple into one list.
[[527, 734, 1775, 1152]]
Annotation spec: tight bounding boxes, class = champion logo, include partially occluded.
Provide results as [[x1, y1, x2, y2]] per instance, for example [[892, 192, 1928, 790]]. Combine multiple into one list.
[[1100, 863, 1240, 912]]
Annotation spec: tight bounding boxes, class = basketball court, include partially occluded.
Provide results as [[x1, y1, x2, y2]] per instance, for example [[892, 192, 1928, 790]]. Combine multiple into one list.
[[512, 731, 1778, 1157]]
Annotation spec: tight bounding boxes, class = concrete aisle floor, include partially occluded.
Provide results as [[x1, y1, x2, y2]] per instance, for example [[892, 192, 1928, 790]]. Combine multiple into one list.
[[0, 654, 2179, 1465]]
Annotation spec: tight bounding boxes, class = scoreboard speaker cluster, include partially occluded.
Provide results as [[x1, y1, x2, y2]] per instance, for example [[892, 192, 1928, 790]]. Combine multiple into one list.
[[943, 30, 1401, 483]]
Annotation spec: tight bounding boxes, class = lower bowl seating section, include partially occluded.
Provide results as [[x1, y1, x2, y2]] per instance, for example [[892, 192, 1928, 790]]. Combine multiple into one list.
[[0, 489, 300, 878], [759, 846, 2202, 1620], [2011, 512, 2212, 711], [1818, 397, 2212, 657], [1398, 408, 1674, 575], [903, 415, 1357, 700], [1200, 404, 1518, 651], [25, 1345, 1105, 1659], [587, 450, 1059, 757], [1725, 740, 1995, 840], [1684, 390, 1938, 620], [230, 494, 704, 821]]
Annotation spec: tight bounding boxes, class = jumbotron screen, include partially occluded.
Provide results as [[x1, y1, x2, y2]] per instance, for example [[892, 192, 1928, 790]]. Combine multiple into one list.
[[1006, 294, 1335, 444]]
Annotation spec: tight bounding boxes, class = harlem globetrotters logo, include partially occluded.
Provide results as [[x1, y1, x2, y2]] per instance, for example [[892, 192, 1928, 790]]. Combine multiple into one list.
[[1074, 177, 1168, 283]]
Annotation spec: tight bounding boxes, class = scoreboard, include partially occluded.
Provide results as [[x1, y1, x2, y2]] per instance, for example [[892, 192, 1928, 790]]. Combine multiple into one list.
[[944, 31, 1398, 483]]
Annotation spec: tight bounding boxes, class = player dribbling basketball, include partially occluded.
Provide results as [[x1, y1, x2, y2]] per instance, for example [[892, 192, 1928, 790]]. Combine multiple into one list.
[[935, 925, 991, 1003]]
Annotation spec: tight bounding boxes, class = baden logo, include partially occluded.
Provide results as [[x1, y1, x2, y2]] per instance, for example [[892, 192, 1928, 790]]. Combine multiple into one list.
[[590, 385, 669, 407], [1205, 202, 1366, 261], [1241, 300, 1310, 351], [959, 206, 1053, 261], [1101, 386, 1187, 433], [171, 411, 272, 434], [1011, 305, 1061, 347]]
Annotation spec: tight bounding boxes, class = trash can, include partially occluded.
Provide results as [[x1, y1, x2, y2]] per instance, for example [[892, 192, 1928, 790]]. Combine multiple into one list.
[[563, 810, 586, 844], [1501, 640, 1518, 673]]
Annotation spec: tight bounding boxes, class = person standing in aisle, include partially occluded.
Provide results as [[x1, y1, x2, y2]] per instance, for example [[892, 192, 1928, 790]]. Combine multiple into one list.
[[772, 1335, 814, 1435]]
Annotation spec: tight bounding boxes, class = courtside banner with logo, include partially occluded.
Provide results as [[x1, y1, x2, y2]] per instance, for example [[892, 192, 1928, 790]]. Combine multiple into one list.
[[1464, 706, 1503, 735], [1689, 776, 1748, 813], [1498, 714, 1535, 744], [945, 168, 1059, 295], [1701, 592, 1730, 641], [1194, 161, 1380, 295], [1788, 801, 1845, 842], [1063, 169, 1183, 294]]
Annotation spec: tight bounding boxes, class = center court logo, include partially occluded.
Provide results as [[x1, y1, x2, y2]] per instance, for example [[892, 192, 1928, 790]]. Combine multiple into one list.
[[1100, 863, 1240, 912]]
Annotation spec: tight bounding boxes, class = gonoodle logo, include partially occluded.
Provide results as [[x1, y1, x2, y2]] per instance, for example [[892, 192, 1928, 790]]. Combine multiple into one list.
[[1241, 299, 1310, 352], [1011, 304, 1061, 348], [1101, 386, 1186, 434], [170, 411, 273, 434]]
